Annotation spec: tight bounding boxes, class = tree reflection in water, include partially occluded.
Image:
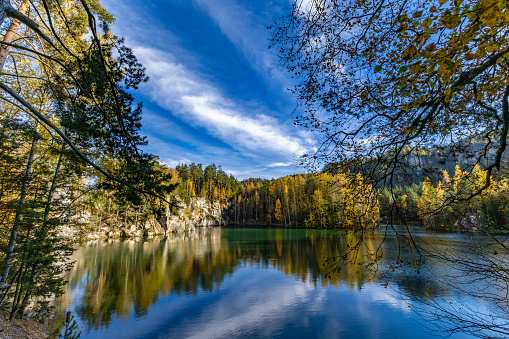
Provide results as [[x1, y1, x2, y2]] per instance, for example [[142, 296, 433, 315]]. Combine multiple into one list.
[[55, 227, 498, 337]]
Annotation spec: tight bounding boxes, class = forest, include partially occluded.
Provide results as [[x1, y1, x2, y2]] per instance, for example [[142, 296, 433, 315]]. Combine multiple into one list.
[[84, 160, 509, 233], [172, 162, 509, 231]]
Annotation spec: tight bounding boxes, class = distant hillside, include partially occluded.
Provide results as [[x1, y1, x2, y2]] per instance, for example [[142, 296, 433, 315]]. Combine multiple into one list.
[[323, 136, 506, 186]]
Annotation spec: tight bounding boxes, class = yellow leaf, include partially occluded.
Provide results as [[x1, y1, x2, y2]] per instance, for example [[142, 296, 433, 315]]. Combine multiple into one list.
[[486, 43, 499, 53], [425, 43, 436, 51], [422, 17, 433, 27], [396, 23, 408, 33], [464, 52, 476, 60], [402, 45, 418, 62], [423, 26, 439, 33], [444, 59, 456, 71], [440, 14, 461, 29], [475, 48, 486, 58], [421, 50, 432, 58]]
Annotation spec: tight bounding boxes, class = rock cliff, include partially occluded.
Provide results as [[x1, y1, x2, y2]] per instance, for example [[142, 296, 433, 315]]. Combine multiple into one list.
[[161, 196, 230, 232], [73, 196, 230, 240]]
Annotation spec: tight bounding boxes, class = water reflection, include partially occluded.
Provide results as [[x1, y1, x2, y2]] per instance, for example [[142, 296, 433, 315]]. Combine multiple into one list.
[[57, 227, 485, 338]]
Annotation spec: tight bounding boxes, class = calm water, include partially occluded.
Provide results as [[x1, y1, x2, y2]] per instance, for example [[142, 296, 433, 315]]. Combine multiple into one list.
[[55, 227, 501, 339]]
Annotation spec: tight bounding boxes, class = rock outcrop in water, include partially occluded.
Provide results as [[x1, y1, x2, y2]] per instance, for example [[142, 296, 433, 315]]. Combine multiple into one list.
[[161, 196, 229, 233], [452, 214, 486, 231], [75, 196, 230, 240]]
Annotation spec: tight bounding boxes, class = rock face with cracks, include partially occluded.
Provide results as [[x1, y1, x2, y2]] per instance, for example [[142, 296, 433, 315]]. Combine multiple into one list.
[[70, 196, 230, 240], [452, 214, 486, 231], [163, 197, 229, 233]]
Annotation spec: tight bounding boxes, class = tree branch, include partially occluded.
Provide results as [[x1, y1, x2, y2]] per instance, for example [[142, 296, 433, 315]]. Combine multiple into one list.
[[0, 81, 177, 207]]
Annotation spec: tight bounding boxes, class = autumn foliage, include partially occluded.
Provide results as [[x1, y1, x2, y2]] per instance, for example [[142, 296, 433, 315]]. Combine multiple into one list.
[[170, 165, 379, 230], [272, 0, 509, 197]]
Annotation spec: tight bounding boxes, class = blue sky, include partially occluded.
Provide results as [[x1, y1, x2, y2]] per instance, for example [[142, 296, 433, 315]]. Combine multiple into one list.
[[101, 0, 316, 179]]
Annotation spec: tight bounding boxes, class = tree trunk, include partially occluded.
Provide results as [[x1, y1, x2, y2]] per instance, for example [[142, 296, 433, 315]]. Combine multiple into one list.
[[0, 0, 32, 290], [15, 143, 64, 317], [0, 0, 30, 71], [293, 189, 297, 226], [10, 258, 26, 319], [287, 198, 291, 227], [0, 134, 37, 288]]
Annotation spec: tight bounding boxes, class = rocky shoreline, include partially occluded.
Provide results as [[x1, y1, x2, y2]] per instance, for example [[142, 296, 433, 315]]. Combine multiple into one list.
[[57, 196, 230, 241]]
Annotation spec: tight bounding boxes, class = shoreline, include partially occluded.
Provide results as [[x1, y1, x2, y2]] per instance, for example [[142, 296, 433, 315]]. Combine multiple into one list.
[[0, 312, 48, 339]]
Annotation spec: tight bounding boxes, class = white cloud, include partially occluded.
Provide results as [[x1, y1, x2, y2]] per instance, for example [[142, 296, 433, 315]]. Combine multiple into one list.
[[133, 46, 310, 159], [267, 162, 292, 167], [99, 0, 318, 178], [185, 272, 316, 339], [366, 285, 412, 314], [181, 95, 304, 155], [297, 0, 320, 15], [192, 0, 268, 70], [161, 158, 191, 168]]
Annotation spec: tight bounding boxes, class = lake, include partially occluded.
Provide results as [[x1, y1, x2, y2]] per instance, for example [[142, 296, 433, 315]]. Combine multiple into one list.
[[55, 226, 503, 338]]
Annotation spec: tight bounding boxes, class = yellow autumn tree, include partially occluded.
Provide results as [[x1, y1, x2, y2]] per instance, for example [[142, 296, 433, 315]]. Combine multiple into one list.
[[418, 178, 439, 228], [274, 199, 283, 223], [273, 0, 509, 206]]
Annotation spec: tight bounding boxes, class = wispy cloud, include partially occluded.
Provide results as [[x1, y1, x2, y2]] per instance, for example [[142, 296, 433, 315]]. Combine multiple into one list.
[[161, 158, 191, 168], [134, 46, 310, 159], [192, 0, 294, 100], [267, 162, 292, 167], [296, 0, 320, 15], [185, 271, 316, 339], [100, 0, 316, 179]]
